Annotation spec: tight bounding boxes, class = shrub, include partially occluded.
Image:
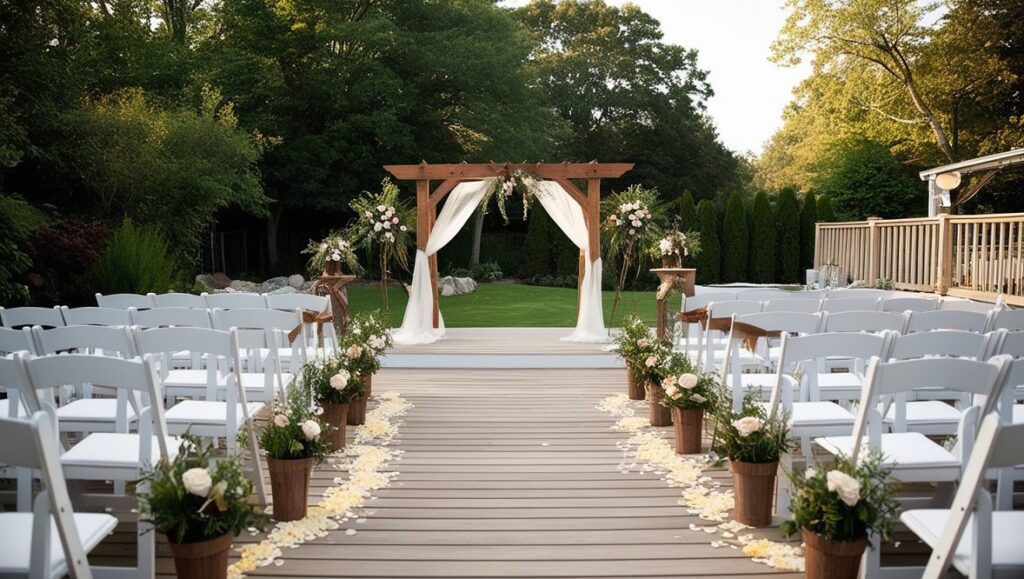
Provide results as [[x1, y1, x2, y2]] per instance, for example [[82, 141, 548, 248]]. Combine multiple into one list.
[[721, 192, 748, 283], [520, 204, 553, 277], [817, 194, 836, 222], [450, 261, 503, 281], [812, 137, 919, 220], [90, 220, 182, 295], [27, 219, 109, 306], [0, 195, 38, 305], [525, 274, 578, 288], [800, 191, 818, 272], [748, 192, 776, 283], [677, 190, 697, 231], [695, 200, 720, 284], [776, 187, 801, 283]]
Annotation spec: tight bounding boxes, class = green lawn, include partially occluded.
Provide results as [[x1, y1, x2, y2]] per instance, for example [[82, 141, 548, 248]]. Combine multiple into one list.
[[346, 283, 670, 327]]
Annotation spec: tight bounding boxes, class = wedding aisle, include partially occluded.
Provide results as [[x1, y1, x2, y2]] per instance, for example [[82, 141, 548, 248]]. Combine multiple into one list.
[[233, 365, 800, 578]]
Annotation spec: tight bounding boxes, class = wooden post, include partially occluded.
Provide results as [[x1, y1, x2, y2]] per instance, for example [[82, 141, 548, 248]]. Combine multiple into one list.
[[935, 214, 952, 295], [867, 217, 881, 285], [429, 206, 440, 328], [577, 250, 585, 313], [586, 179, 601, 262]]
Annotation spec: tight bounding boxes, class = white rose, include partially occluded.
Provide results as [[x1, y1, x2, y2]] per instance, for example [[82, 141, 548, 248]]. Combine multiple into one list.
[[376, 204, 386, 212], [347, 345, 362, 359], [388, 206, 395, 213], [826, 470, 862, 507], [273, 414, 288, 428], [678, 373, 699, 390], [644, 356, 658, 367], [629, 229, 636, 235], [637, 338, 649, 348], [804, 467, 817, 479], [382, 221, 391, 229], [301, 420, 321, 441], [330, 370, 350, 390], [331, 254, 341, 261], [319, 243, 327, 251], [659, 239, 672, 253], [373, 222, 382, 232], [392, 217, 399, 224], [384, 232, 394, 241], [400, 225, 407, 231], [732, 416, 762, 437], [662, 375, 677, 388], [663, 383, 678, 398], [690, 393, 706, 404], [182, 467, 212, 497], [364, 211, 372, 219], [369, 336, 385, 350]]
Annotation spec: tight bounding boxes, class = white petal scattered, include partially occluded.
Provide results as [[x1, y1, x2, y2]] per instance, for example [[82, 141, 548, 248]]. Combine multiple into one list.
[[345, 529, 357, 536]]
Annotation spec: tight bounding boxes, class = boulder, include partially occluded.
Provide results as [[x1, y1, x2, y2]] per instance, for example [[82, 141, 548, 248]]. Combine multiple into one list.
[[229, 280, 259, 293], [439, 276, 457, 297], [210, 272, 232, 289], [288, 274, 304, 289], [453, 277, 477, 294], [439, 276, 477, 297], [257, 276, 290, 293], [269, 286, 298, 295]]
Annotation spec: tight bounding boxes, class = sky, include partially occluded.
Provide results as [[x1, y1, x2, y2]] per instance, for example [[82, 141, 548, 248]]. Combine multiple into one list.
[[506, 1, 812, 156]]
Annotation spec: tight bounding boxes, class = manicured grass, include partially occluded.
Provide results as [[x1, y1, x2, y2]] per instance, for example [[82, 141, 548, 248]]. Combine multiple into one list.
[[346, 282, 670, 328]]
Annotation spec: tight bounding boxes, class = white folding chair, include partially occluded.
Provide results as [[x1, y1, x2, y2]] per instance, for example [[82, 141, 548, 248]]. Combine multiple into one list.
[[0, 306, 66, 330], [59, 307, 130, 327], [0, 327, 35, 419], [149, 292, 206, 308], [819, 297, 881, 313], [0, 354, 35, 510], [903, 414, 1024, 579], [906, 309, 991, 333], [203, 292, 267, 310], [762, 298, 821, 313], [881, 297, 940, 313], [699, 300, 762, 371], [826, 288, 893, 300], [17, 353, 178, 579], [675, 292, 737, 354], [211, 309, 304, 402], [0, 411, 118, 579], [822, 310, 908, 334], [789, 289, 829, 299], [990, 309, 1024, 332], [265, 293, 337, 357], [128, 307, 212, 329], [735, 288, 786, 301], [94, 293, 154, 309]]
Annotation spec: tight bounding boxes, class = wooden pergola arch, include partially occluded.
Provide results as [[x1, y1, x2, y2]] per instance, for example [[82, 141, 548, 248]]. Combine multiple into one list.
[[383, 162, 634, 328]]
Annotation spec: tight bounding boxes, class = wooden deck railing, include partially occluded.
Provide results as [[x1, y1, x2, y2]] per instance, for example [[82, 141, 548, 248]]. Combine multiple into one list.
[[814, 212, 1024, 305]]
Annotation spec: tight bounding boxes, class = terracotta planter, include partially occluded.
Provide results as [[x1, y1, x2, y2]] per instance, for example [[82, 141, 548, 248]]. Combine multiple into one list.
[[321, 402, 349, 452], [671, 407, 703, 454], [729, 460, 778, 527], [266, 457, 314, 522], [167, 532, 233, 579], [627, 372, 645, 401], [801, 528, 867, 579], [646, 382, 672, 427]]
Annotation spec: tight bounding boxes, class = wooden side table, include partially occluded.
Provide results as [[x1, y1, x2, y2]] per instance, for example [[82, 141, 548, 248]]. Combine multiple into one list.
[[650, 268, 696, 340], [311, 275, 357, 337]]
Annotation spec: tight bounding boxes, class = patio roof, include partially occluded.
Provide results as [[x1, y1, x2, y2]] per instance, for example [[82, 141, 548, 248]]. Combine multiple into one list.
[[919, 147, 1024, 179], [920, 147, 1024, 215]]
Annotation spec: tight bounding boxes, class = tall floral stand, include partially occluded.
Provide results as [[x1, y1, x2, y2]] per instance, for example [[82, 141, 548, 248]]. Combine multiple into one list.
[[650, 268, 696, 340], [312, 274, 357, 337]]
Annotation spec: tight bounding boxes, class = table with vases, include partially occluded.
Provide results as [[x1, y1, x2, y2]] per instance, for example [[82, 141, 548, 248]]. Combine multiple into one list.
[[650, 268, 696, 340]]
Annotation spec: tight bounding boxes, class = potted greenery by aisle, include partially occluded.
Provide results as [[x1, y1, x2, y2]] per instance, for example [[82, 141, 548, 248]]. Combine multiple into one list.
[[642, 343, 674, 427], [782, 452, 900, 579], [342, 311, 393, 425], [256, 387, 331, 522], [656, 357, 717, 454], [137, 435, 269, 579], [714, 398, 790, 527], [613, 315, 663, 401], [302, 355, 363, 452]]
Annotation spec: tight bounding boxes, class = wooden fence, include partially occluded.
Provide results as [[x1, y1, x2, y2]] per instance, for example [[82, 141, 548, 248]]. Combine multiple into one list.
[[815, 213, 1024, 306]]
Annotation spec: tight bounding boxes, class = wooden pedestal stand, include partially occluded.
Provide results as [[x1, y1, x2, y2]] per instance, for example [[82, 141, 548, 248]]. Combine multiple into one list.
[[650, 268, 696, 340], [311, 275, 357, 337]]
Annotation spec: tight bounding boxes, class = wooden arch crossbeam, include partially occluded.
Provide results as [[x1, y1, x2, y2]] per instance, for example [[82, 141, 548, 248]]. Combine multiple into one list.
[[383, 161, 634, 328]]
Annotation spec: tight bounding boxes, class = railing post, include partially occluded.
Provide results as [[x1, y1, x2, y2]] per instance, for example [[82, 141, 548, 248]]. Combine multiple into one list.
[[867, 218, 881, 285], [935, 214, 952, 295]]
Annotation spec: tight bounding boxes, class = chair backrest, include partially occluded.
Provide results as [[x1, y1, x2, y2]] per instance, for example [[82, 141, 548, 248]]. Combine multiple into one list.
[[134, 327, 241, 401], [822, 311, 908, 333], [906, 309, 990, 333], [888, 330, 991, 360], [997, 330, 1024, 358], [0, 326, 35, 355], [211, 307, 301, 333], [732, 311, 823, 335], [762, 298, 821, 313], [0, 411, 95, 579], [819, 297, 881, 313], [128, 307, 212, 329], [0, 351, 29, 418], [706, 300, 762, 320], [203, 292, 267, 310], [34, 325, 137, 358], [95, 293, 154, 309], [921, 414, 1024, 579], [736, 288, 787, 301], [826, 288, 893, 300], [881, 297, 939, 313], [0, 306, 65, 329], [59, 307, 130, 327], [789, 289, 829, 299], [265, 293, 328, 313], [990, 309, 1024, 331], [150, 292, 206, 309]]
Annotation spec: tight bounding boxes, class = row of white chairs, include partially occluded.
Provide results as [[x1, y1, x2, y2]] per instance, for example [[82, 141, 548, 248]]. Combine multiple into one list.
[[95, 291, 314, 311], [694, 287, 896, 302]]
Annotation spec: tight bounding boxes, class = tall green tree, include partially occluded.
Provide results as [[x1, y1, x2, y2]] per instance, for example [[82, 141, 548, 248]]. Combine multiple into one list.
[[677, 190, 697, 231], [695, 199, 720, 284], [776, 187, 801, 283], [749, 192, 776, 283], [817, 195, 836, 222], [800, 191, 818, 271], [721, 192, 749, 283], [813, 137, 919, 220]]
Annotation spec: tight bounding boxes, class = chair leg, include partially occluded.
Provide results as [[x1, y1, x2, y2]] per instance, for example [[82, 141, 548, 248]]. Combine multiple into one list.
[[248, 424, 268, 505], [860, 531, 881, 579]]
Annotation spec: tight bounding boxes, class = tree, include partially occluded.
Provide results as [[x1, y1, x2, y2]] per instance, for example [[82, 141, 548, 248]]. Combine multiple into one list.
[[721, 192, 749, 283], [520, 203, 553, 278], [749, 192, 776, 283], [776, 187, 801, 283], [813, 137, 919, 220], [695, 200, 720, 284], [800, 191, 818, 271], [817, 195, 836, 222], [678, 190, 697, 231]]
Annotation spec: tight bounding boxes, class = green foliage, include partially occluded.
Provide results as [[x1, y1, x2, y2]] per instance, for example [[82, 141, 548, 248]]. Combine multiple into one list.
[[303, 232, 363, 278], [0, 195, 38, 305], [136, 434, 269, 544], [524, 274, 578, 289], [714, 395, 791, 464], [27, 219, 109, 307], [677, 191, 698, 231], [813, 137, 920, 220], [800, 191, 818, 271], [301, 355, 363, 406], [748, 192, 776, 283], [341, 311, 393, 378], [257, 385, 331, 462], [694, 200, 720, 284], [781, 451, 901, 544], [450, 262, 503, 282], [520, 204, 554, 278], [347, 178, 416, 274], [652, 352, 718, 412], [90, 220, 181, 295], [817, 195, 836, 222], [775, 188, 801, 283], [721, 192, 749, 283], [612, 315, 665, 385]]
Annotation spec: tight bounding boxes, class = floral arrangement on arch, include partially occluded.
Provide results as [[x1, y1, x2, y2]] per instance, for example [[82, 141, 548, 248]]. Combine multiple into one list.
[[347, 178, 416, 311], [713, 394, 790, 464], [652, 351, 717, 411], [602, 185, 665, 324], [342, 310, 393, 379], [256, 384, 332, 463], [651, 229, 701, 267], [303, 231, 362, 278], [135, 434, 269, 545], [481, 167, 541, 223]]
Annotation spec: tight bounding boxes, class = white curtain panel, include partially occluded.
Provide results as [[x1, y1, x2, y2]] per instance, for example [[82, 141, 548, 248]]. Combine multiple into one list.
[[392, 179, 493, 345], [533, 181, 610, 343]]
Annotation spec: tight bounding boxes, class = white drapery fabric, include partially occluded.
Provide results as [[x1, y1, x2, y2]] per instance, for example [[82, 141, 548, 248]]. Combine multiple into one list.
[[392, 179, 493, 345], [532, 181, 609, 343]]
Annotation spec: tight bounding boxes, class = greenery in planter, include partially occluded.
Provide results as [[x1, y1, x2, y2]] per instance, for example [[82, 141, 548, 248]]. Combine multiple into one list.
[[652, 352, 718, 411], [255, 385, 331, 463], [781, 451, 900, 544], [302, 232, 362, 277], [136, 434, 269, 544], [612, 315, 665, 385], [714, 395, 790, 464], [342, 310, 393, 378], [301, 354, 364, 405]]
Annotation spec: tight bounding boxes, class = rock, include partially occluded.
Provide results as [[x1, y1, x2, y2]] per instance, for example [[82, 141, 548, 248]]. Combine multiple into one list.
[[229, 280, 259, 293], [288, 274, 304, 289], [269, 286, 298, 295], [439, 276, 457, 297], [257, 276, 290, 293], [453, 277, 477, 294], [194, 274, 215, 294], [301, 280, 315, 292]]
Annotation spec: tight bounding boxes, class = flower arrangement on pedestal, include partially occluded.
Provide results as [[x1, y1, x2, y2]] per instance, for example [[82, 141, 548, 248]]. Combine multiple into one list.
[[136, 435, 269, 579], [612, 315, 665, 401], [303, 232, 362, 277], [347, 178, 415, 312], [781, 452, 900, 579], [653, 353, 717, 454], [651, 229, 701, 268], [341, 310, 393, 425], [602, 185, 664, 324]]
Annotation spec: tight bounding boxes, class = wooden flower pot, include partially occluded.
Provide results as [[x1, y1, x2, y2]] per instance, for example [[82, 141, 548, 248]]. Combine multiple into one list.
[[671, 407, 703, 454], [347, 374, 372, 426], [729, 460, 778, 527], [646, 382, 672, 427], [167, 532, 233, 579], [266, 457, 314, 521], [322, 402, 349, 452], [801, 528, 867, 579], [627, 372, 645, 401]]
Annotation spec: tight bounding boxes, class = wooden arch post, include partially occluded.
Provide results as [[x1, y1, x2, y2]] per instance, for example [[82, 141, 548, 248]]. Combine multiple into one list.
[[385, 162, 633, 329]]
